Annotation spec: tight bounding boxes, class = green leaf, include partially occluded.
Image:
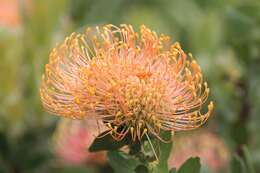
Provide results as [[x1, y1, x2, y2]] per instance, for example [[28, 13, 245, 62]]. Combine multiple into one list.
[[89, 130, 128, 152], [108, 151, 140, 173], [230, 154, 247, 173], [177, 157, 201, 173], [230, 146, 256, 173], [135, 165, 149, 173], [241, 146, 256, 173], [153, 131, 172, 173]]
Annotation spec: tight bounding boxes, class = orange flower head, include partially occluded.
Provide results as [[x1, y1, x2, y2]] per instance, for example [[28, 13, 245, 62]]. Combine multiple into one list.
[[40, 24, 214, 141]]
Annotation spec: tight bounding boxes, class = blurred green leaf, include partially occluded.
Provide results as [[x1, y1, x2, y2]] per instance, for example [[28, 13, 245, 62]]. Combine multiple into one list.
[[242, 146, 256, 173], [135, 165, 149, 173], [231, 155, 247, 173], [108, 151, 140, 173], [153, 131, 172, 173], [177, 157, 201, 173]]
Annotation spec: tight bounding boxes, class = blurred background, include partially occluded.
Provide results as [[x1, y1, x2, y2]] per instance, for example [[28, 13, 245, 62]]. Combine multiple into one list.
[[0, 0, 260, 172]]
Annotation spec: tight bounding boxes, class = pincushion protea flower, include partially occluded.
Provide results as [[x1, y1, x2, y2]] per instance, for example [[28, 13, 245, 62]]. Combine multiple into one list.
[[40, 24, 213, 142]]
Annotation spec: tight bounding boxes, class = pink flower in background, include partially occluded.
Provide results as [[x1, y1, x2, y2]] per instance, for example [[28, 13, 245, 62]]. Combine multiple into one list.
[[53, 119, 106, 165], [0, 0, 31, 29], [0, 0, 20, 28], [168, 130, 230, 172]]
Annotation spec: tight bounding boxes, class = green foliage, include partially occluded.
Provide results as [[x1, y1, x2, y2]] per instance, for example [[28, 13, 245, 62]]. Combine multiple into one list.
[[177, 157, 201, 173], [89, 131, 129, 152], [241, 146, 256, 173], [135, 165, 149, 173], [108, 151, 141, 173], [231, 155, 247, 173], [153, 131, 172, 173], [102, 131, 172, 173], [230, 146, 256, 173]]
